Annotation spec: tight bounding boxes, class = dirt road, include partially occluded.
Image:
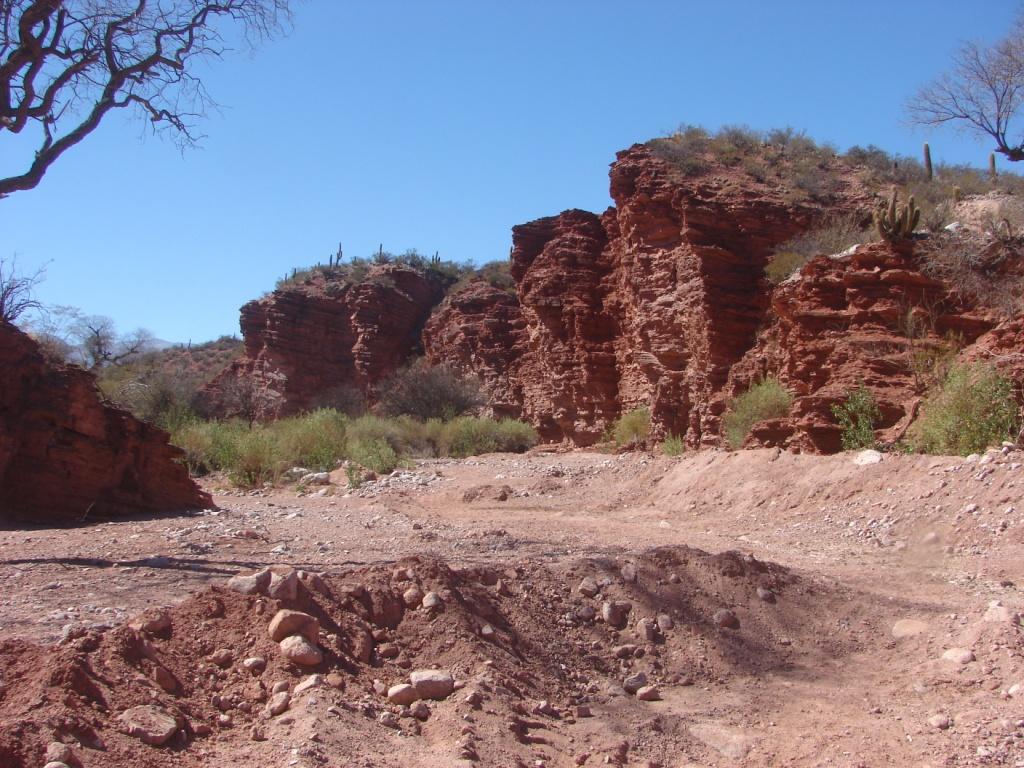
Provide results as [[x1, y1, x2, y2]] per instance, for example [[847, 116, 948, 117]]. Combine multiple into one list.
[[1, 448, 1022, 767]]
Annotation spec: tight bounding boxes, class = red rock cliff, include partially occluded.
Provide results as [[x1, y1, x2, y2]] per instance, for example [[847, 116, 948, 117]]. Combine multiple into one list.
[[727, 241, 1000, 452], [427, 145, 871, 445], [0, 322, 210, 522], [201, 264, 448, 419]]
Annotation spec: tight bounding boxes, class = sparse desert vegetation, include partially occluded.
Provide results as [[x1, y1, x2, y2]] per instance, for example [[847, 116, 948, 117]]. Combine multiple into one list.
[[723, 378, 793, 448]]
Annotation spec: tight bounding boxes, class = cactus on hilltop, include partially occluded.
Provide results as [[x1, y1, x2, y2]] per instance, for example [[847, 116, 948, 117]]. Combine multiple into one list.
[[874, 189, 920, 242]]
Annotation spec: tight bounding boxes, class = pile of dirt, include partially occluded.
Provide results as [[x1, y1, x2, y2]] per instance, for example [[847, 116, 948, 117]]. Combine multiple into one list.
[[0, 546, 869, 768]]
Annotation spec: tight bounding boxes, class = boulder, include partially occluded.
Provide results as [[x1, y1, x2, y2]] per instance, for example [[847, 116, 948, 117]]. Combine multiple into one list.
[[409, 669, 455, 700]]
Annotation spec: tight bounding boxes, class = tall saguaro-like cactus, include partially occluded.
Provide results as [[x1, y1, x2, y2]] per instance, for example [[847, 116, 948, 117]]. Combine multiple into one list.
[[875, 189, 920, 242], [923, 143, 933, 181]]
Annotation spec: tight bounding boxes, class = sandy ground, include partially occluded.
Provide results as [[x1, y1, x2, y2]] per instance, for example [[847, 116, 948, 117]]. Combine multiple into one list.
[[1, 447, 1023, 767]]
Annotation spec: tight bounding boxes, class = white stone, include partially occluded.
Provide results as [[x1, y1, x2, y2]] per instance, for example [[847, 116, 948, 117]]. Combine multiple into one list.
[[279, 634, 322, 666], [853, 449, 883, 466]]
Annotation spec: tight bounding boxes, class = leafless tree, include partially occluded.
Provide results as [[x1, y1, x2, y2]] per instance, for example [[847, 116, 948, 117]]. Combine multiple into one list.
[[76, 315, 153, 369], [908, 14, 1024, 161], [0, 256, 45, 321], [0, 0, 290, 198]]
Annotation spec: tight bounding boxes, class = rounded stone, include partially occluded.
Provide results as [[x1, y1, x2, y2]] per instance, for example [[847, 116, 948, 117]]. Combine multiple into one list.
[[410, 669, 455, 700], [118, 704, 180, 745], [388, 683, 419, 705], [941, 647, 975, 665], [279, 634, 323, 666], [268, 609, 320, 643]]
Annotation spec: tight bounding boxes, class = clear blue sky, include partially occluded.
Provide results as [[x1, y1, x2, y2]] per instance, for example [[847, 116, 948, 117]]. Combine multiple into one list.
[[2, 1, 1018, 343]]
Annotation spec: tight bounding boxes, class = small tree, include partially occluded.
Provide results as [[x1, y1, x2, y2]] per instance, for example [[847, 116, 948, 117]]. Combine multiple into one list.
[[907, 13, 1024, 162], [376, 360, 484, 421], [0, 257, 44, 322], [831, 384, 882, 450], [0, 0, 291, 197]]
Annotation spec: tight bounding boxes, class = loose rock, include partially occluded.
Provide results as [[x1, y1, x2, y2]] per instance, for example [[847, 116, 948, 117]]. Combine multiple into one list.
[[713, 609, 740, 629], [941, 647, 975, 665], [279, 634, 323, 666], [636, 685, 661, 701], [577, 577, 599, 598], [388, 683, 419, 705], [410, 669, 455, 700], [602, 601, 632, 629], [227, 568, 271, 595], [268, 609, 320, 643], [118, 705, 180, 746]]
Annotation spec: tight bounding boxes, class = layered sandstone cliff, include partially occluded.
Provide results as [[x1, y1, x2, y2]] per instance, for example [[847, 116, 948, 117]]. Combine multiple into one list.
[[201, 265, 449, 419], [0, 322, 210, 522], [426, 145, 873, 445], [726, 240, 1000, 452]]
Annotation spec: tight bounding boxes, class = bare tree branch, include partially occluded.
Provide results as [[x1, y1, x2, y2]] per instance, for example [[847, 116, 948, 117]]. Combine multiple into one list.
[[0, 255, 45, 322], [0, 0, 291, 198], [908, 14, 1024, 161]]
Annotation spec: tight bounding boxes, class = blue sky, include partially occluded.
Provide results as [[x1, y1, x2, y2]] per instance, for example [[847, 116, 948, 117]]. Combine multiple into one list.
[[2, 1, 1019, 343]]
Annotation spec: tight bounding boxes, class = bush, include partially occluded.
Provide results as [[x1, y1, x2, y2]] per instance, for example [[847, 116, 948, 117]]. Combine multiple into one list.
[[169, 410, 537, 486], [611, 407, 651, 447], [348, 437, 399, 474], [440, 417, 538, 458], [230, 428, 279, 487], [723, 379, 793, 448], [273, 409, 347, 470], [376, 360, 484, 421], [908, 363, 1019, 455], [661, 434, 684, 456], [831, 385, 881, 450], [766, 215, 873, 284]]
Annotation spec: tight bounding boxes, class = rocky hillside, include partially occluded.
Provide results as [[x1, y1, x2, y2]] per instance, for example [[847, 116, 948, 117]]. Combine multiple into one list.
[[209, 137, 1024, 451], [0, 322, 211, 522]]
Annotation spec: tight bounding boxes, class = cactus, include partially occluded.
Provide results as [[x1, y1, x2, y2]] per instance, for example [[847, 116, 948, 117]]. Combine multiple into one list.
[[874, 189, 920, 242], [990, 152, 997, 180], [430, 251, 441, 266], [953, 185, 962, 202], [923, 143, 933, 181]]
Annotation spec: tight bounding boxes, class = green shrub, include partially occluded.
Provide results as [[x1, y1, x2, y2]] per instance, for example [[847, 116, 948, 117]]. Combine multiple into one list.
[[723, 379, 793, 448], [349, 438, 399, 474], [661, 434, 684, 456], [612, 407, 651, 446], [439, 417, 537, 458], [171, 420, 218, 475], [170, 410, 537, 486], [273, 409, 347, 470], [230, 428, 279, 487], [908, 363, 1019, 455], [831, 385, 881, 450]]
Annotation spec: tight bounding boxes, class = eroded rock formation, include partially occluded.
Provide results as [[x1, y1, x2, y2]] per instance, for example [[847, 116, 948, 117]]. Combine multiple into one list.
[[201, 265, 449, 419], [426, 145, 872, 445], [0, 322, 210, 522], [727, 241, 999, 452]]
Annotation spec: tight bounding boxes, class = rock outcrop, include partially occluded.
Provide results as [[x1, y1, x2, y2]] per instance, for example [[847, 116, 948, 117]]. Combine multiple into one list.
[[727, 241, 999, 452], [427, 145, 872, 445], [420, 281, 527, 420], [201, 265, 449, 420], [0, 322, 210, 522]]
